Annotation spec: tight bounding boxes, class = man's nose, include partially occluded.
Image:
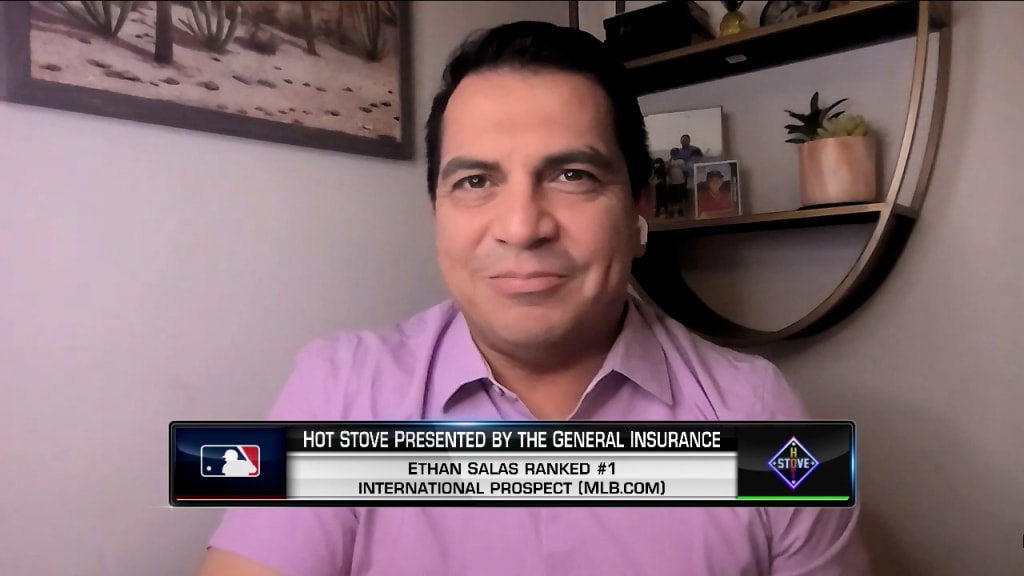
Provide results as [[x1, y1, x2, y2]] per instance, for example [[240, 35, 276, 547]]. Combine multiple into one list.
[[492, 178, 557, 249]]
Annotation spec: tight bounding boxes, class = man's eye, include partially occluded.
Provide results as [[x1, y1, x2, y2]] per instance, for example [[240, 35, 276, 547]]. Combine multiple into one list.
[[560, 169, 593, 182], [455, 175, 488, 189]]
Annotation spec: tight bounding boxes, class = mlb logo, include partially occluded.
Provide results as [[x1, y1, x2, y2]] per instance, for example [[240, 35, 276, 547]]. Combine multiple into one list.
[[200, 445, 261, 478]]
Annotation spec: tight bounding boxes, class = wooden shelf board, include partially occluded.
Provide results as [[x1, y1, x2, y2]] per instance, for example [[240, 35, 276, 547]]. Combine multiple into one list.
[[632, 205, 920, 346], [649, 202, 916, 235], [625, 0, 928, 95]]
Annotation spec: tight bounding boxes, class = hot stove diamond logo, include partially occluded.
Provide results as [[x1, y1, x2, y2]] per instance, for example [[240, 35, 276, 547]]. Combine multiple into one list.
[[768, 437, 819, 490]]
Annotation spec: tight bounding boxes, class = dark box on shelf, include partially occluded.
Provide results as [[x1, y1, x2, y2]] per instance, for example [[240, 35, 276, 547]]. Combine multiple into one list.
[[603, 1, 714, 63]]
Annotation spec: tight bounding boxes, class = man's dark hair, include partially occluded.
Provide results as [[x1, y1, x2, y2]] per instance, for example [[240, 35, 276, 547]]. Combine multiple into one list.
[[424, 21, 652, 202]]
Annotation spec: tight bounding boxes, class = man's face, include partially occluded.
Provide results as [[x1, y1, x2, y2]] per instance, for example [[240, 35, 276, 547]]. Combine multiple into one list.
[[680, 135, 690, 147], [433, 69, 646, 354], [708, 175, 723, 192]]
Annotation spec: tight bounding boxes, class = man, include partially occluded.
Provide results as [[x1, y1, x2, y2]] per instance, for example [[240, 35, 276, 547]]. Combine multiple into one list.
[[696, 170, 735, 217], [196, 21, 868, 576], [678, 134, 704, 166], [665, 147, 688, 217], [676, 134, 704, 214], [650, 157, 669, 217]]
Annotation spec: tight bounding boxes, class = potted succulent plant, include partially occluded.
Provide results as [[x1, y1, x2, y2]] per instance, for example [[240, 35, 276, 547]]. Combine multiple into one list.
[[785, 92, 878, 208]]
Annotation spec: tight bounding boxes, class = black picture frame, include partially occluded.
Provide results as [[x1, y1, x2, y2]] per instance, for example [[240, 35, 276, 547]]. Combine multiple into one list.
[[0, 1, 414, 160]]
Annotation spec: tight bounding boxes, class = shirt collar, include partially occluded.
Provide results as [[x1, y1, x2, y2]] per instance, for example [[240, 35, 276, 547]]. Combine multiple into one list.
[[597, 297, 674, 405], [429, 297, 674, 414], [427, 307, 491, 414]]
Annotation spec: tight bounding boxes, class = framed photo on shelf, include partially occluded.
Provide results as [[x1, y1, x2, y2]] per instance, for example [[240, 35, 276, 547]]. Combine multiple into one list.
[[644, 106, 723, 220], [693, 159, 741, 219]]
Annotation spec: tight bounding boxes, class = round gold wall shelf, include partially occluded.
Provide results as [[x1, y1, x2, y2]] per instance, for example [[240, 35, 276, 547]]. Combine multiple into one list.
[[626, 0, 953, 348]]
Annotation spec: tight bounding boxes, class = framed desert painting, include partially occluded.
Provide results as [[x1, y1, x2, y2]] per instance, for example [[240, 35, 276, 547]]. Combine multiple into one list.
[[0, 1, 413, 159]]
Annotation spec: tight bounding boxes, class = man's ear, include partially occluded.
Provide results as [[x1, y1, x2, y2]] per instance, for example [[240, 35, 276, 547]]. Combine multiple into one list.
[[637, 181, 654, 220], [634, 182, 654, 258]]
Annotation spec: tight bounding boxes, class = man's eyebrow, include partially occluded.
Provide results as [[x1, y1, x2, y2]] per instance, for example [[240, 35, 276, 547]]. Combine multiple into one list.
[[438, 157, 501, 182], [539, 148, 615, 172], [438, 147, 615, 182]]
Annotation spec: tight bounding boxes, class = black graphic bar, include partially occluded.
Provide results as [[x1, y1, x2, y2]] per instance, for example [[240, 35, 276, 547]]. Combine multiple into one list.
[[169, 420, 855, 508]]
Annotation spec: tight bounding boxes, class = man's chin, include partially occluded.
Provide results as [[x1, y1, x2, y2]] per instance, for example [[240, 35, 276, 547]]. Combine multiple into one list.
[[485, 316, 576, 351]]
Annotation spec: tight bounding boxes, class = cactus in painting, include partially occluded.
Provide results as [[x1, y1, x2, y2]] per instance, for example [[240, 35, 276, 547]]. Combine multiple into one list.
[[58, 1, 132, 37], [154, 1, 174, 63], [380, 0, 397, 25], [349, 1, 387, 62], [300, 1, 318, 56], [179, 1, 243, 53]]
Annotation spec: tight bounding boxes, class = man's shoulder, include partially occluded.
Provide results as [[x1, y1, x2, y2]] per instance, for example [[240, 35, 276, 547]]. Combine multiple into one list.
[[269, 300, 460, 420], [324, 299, 457, 352], [297, 298, 455, 361], [633, 298, 808, 420]]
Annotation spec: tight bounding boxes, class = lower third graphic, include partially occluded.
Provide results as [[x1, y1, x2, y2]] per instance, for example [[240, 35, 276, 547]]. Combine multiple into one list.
[[200, 445, 261, 477], [768, 437, 819, 489]]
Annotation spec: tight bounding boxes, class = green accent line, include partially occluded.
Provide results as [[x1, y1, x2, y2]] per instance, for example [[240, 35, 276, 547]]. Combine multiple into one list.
[[736, 496, 850, 501]]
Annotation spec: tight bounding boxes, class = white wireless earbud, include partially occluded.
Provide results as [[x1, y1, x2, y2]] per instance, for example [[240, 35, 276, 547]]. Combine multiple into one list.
[[638, 215, 649, 246]]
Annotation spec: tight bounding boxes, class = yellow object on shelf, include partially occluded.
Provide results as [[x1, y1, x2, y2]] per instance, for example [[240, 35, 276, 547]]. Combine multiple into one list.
[[719, 10, 748, 37]]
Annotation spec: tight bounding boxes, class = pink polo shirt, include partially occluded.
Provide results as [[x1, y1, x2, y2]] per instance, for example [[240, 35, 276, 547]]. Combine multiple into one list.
[[208, 297, 868, 575]]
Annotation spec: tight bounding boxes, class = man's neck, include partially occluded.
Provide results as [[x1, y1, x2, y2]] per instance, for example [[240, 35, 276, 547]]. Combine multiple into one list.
[[475, 300, 628, 420]]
